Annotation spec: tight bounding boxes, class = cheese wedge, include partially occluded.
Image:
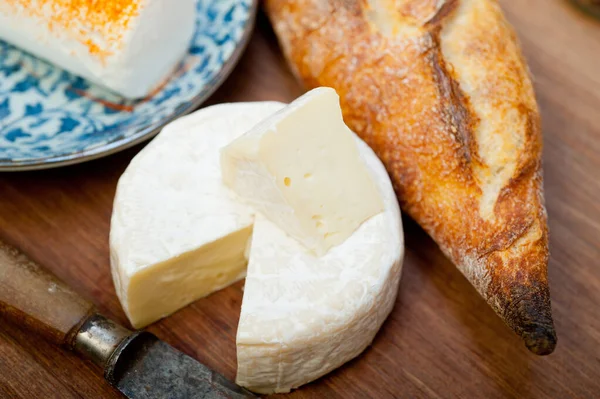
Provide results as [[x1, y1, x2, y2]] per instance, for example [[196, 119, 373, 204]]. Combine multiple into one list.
[[0, 0, 195, 98], [111, 101, 403, 393], [222, 87, 384, 256]]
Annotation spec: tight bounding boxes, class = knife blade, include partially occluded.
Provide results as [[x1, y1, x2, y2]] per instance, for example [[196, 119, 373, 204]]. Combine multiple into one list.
[[0, 238, 255, 398]]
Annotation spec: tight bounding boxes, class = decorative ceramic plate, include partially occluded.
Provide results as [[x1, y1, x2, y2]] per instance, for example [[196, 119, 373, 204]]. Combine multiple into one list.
[[0, 0, 257, 171]]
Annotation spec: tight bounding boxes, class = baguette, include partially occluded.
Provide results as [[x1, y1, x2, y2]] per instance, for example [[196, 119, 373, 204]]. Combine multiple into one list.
[[265, 0, 557, 355]]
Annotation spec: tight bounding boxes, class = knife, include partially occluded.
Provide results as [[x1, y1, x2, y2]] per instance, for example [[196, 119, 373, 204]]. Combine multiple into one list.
[[0, 239, 255, 399]]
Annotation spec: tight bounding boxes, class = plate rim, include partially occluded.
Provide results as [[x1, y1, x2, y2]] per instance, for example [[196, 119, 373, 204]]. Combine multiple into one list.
[[0, 0, 259, 172]]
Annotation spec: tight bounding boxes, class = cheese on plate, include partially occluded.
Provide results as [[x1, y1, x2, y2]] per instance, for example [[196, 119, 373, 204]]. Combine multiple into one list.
[[222, 87, 384, 256], [0, 0, 195, 98], [110, 100, 404, 393]]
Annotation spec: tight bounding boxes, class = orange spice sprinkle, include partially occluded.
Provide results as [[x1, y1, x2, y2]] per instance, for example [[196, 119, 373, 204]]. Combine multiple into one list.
[[4, 0, 140, 60]]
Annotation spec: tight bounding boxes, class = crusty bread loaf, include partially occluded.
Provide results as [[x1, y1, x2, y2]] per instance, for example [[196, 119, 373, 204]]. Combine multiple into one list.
[[266, 0, 556, 354]]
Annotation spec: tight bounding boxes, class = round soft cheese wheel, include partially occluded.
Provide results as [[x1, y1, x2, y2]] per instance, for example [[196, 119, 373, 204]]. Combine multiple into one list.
[[110, 102, 404, 393]]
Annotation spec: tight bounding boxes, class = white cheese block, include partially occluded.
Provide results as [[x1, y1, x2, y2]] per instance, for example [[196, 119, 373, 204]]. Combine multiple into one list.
[[236, 138, 403, 394], [111, 101, 403, 394], [222, 87, 384, 256], [0, 0, 195, 98], [110, 102, 283, 328]]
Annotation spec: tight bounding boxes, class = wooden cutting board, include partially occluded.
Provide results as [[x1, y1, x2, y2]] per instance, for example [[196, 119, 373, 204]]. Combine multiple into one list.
[[1, 1, 599, 397]]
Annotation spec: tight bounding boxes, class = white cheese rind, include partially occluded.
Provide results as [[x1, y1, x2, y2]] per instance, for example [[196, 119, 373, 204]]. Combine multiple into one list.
[[0, 0, 195, 98], [222, 87, 385, 256], [110, 102, 286, 328], [236, 134, 403, 394]]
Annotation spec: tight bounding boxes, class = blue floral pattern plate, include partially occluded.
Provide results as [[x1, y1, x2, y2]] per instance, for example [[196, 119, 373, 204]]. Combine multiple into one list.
[[0, 0, 257, 171]]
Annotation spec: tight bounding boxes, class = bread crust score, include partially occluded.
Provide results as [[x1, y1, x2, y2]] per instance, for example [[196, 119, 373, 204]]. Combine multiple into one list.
[[265, 0, 556, 355]]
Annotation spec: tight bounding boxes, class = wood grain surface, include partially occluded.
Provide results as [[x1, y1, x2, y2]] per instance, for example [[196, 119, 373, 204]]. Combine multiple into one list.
[[1, 1, 599, 397]]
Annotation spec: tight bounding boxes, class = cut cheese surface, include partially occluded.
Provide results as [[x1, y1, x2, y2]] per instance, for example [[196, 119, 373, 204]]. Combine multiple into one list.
[[236, 135, 403, 394], [0, 0, 195, 98], [110, 102, 283, 328], [221, 87, 384, 256]]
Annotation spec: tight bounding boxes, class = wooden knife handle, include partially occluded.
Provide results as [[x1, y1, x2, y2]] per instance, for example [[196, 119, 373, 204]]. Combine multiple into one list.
[[0, 239, 94, 347]]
